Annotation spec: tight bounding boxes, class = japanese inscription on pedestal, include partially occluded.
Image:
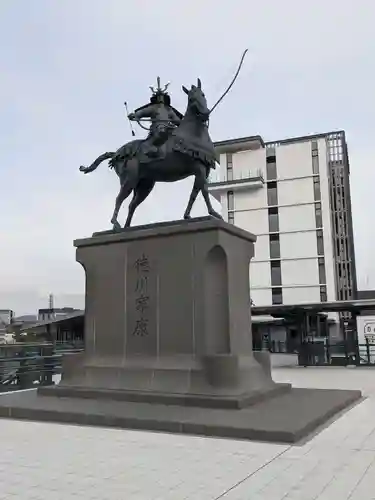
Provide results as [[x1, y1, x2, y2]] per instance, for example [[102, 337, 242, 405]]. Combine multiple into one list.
[[132, 253, 151, 336]]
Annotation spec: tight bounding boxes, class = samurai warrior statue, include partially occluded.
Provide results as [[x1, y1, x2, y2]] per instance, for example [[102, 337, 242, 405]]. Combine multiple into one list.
[[128, 77, 183, 158]]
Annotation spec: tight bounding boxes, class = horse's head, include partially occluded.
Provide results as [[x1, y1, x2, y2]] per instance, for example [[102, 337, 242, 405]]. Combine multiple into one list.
[[182, 79, 210, 122]]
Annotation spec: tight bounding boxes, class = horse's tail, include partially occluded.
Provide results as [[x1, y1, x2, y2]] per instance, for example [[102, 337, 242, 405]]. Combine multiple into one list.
[[80, 152, 114, 174]]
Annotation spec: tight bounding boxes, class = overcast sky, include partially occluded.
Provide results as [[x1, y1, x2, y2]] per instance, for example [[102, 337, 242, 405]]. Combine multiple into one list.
[[1, 0, 375, 315]]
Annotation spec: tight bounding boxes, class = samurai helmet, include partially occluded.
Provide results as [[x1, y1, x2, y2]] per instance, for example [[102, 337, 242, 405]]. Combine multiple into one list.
[[150, 76, 170, 97]]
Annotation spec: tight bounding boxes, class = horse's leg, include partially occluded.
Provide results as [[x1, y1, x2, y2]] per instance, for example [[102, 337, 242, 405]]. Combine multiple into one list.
[[124, 178, 155, 228], [201, 171, 222, 219], [110, 158, 140, 230], [184, 164, 222, 220], [183, 176, 200, 220], [110, 181, 134, 231]]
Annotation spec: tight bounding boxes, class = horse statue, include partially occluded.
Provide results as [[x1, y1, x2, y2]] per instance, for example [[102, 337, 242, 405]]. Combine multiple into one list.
[[79, 78, 222, 230]]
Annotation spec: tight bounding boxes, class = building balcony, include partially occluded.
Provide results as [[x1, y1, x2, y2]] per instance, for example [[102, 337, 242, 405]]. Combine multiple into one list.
[[208, 169, 265, 200]]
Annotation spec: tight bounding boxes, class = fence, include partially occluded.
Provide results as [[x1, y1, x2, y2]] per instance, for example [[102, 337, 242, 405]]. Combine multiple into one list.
[[255, 339, 375, 367], [0, 342, 83, 391], [1, 339, 374, 391]]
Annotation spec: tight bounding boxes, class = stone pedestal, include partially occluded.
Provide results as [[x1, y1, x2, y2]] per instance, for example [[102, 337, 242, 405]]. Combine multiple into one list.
[[0, 217, 362, 443], [54, 217, 287, 406]]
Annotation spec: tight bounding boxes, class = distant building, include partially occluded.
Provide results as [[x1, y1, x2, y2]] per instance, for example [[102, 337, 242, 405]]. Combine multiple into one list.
[[0, 309, 14, 325], [7, 314, 38, 341], [0, 309, 14, 343], [21, 310, 84, 344], [38, 307, 82, 322], [13, 314, 38, 323], [3, 308, 84, 344]]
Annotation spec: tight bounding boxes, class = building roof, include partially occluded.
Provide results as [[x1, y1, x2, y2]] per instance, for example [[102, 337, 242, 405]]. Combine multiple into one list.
[[252, 299, 375, 317], [17, 298, 375, 332], [38, 307, 81, 314], [357, 290, 375, 300], [214, 130, 346, 156], [214, 135, 265, 155], [20, 311, 84, 333]]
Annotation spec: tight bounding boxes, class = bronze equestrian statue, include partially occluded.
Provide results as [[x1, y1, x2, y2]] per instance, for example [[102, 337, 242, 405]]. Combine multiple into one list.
[[79, 51, 248, 230]]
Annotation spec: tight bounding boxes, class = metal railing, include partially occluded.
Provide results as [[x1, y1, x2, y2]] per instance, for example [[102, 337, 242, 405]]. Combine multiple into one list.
[[254, 339, 375, 366], [208, 168, 264, 185], [0, 343, 83, 391]]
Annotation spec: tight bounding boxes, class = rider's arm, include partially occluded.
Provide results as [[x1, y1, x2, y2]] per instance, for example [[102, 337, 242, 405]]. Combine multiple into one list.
[[133, 105, 155, 120], [169, 110, 182, 125]]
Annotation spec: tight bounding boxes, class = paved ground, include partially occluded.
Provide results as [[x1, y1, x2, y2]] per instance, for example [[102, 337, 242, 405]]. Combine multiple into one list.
[[1, 365, 375, 499]]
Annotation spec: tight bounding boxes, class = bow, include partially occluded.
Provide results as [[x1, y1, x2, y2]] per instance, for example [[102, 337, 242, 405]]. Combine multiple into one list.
[[135, 118, 151, 133], [209, 49, 248, 115], [133, 117, 174, 133], [124, 102, 153, 134], [124, 102, 136, 136]]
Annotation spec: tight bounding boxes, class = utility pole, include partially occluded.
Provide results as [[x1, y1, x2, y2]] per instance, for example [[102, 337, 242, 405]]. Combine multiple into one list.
[[49, 293, 54, 312], [46, 293, 55, 344]]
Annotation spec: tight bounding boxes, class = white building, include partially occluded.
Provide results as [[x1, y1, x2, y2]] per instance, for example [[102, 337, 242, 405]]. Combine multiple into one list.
[[0, 309, 14, 343], [209, 131, 357, 308]]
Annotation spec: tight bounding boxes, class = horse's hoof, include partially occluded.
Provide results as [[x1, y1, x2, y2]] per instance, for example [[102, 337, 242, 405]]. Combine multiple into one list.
[[183, 215, 191, 220], [112, 222, 122, 232]]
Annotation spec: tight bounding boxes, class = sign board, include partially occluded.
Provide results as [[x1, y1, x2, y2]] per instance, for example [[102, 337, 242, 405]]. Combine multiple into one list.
[[356, 316, 375, 344], [365, 333, 375, 345], [356, 316, 375, 362]]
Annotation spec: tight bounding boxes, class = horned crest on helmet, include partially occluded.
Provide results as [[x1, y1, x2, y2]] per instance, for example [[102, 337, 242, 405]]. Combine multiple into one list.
[[149, 77, 171, 106]]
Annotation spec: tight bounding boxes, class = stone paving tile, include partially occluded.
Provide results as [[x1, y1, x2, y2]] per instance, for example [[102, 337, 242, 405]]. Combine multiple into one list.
[[1, 366, 375, 499]]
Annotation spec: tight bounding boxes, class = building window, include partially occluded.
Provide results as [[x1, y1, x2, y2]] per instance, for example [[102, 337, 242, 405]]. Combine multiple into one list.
[[266, 155, 277, 181], [312, 155, 319, 174], [269, 234, 280, 258], [226, 153, 233, 181], [315, 202, 322, 228], [318, 257, 326, 284], [267, 182, 278, 206], [227, 190, 234, 211], [272, 287, 283, 305], [317, 229, 324, 255], [320, 285, 327, 302], [271, 260, 282, 286], [313, 177, 321, 201], [228, 212, 235, 224], [268, 207, 279, 232], [312, 140, 319, 174], [266, 162, 277, 181]]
